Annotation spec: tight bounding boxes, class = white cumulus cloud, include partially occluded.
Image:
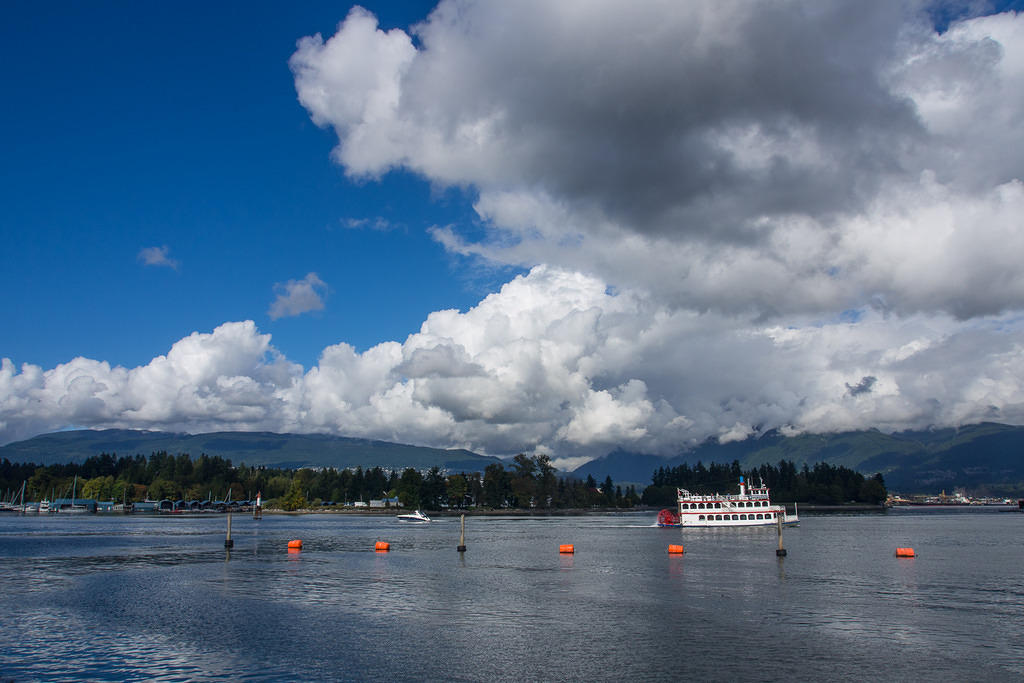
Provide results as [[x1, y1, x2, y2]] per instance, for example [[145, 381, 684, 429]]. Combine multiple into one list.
[[3, 268, 1024, 463]]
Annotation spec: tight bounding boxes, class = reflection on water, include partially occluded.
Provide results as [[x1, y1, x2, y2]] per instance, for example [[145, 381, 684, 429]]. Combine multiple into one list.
[[1, 511, 1023, 681]]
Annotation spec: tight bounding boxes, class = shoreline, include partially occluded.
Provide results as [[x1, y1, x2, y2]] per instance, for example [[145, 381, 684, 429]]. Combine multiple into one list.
[[263, 507, 650, 517], [11, 503, 893, 517], [261, 503, 889, 516]]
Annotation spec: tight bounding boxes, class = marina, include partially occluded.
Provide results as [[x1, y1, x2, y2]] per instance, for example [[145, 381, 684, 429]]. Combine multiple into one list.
[[2, 497, 260, 515]]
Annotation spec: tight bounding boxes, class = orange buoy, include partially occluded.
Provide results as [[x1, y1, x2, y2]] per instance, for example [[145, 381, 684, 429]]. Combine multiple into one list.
[[559, 544, 575, 554], [896, 547, 916, 557], [668, 544, 684, 555], [287, 539, 303, 550], [375, 541, 390, 552]]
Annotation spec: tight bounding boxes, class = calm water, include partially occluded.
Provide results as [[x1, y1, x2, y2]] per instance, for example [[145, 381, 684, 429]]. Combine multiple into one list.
[[1, 509, 1022, 682]]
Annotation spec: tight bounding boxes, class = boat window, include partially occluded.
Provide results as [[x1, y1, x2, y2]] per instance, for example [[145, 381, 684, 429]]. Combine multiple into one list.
[[739, 514, 745, 520], [698, 515, 705, 521], [731, 514, 738, 520], [756, 514, 763, 519], [698, 503, 705, 509]]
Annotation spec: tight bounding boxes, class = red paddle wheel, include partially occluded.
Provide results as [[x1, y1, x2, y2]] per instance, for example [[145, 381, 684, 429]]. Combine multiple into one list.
[[657, 508, 680, 526]]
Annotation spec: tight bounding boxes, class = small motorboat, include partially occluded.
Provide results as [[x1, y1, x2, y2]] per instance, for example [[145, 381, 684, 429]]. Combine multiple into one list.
[[396, 509, 431, 522]]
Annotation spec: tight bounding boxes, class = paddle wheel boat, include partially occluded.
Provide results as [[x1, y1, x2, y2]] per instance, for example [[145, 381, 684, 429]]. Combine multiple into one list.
[[658, 476, 798, 527]]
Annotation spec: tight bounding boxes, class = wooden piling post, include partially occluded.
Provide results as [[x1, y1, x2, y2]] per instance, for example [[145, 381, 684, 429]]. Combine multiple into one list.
[[776, 512, 786, 557], [457, 514, 467, 552], [225, 512, 234, 549]]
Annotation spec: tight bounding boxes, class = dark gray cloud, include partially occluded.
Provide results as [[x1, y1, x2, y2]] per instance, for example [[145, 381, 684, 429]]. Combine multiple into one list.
[[847, 376, 878, 396], [293, 1, 1024, 321], [417, 0, 919, 241]]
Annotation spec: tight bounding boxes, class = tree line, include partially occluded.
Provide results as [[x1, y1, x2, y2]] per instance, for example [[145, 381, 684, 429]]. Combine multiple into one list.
[[644, 460, 887, 506], [1, 451, 885, 511], [0, 452, 637, 511]]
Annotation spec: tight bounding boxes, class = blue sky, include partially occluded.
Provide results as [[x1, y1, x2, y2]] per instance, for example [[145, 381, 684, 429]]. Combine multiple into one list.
[[2, 1, 1024, 464], [1, 1, 502, 370]]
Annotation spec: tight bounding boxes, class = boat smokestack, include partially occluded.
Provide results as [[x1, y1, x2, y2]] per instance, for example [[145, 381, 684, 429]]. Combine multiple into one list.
[[739, 475, 746, 496]]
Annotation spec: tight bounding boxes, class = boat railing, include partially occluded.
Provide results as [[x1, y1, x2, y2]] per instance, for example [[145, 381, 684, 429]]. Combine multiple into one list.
[[677, 491, 773, 503]]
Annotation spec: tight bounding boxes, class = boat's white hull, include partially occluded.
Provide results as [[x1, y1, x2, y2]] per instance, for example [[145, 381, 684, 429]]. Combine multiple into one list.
[[675, 514, 799, 528], [396, 510, 431, 522]]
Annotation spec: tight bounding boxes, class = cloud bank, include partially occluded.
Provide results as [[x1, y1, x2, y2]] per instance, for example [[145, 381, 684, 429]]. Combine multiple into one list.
[[3, 267, 1024, 466], [4, 2, 1024, 468]]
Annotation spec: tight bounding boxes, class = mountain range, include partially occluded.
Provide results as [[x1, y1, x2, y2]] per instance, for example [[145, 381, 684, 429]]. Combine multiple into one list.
[[3, 422, 1024, 494], [0, 429, 502, 473], [571, 422, 1024, 495]]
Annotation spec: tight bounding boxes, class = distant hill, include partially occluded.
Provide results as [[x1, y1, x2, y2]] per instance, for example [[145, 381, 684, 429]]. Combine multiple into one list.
[[570, 450, 667, 488], [0, 429, 503, 473], [573, 423, 1024, 495]]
